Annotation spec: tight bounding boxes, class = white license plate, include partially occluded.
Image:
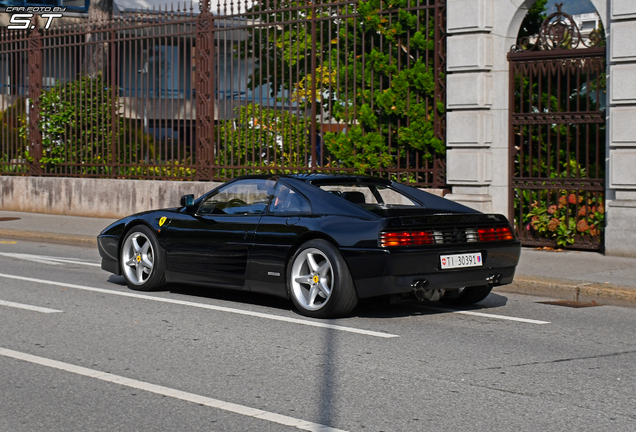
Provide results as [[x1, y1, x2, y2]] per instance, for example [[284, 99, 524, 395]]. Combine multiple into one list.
[[440, 253, 482, 269]]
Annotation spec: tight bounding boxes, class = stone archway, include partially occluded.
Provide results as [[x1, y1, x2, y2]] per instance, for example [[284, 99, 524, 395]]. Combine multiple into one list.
[[444, 0, 608, 224]]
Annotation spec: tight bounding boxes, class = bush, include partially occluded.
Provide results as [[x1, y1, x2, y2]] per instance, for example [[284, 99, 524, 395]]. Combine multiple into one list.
[[524, 192, 604, 247], [216, 104, 311, 176], [18, 74, 158, 176]]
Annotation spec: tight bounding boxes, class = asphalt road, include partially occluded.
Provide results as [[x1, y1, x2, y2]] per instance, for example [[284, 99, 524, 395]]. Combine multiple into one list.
[[1, 239, 635, 432]]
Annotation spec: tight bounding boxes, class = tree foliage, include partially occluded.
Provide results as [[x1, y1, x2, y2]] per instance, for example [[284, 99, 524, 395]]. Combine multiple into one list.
[[518, 0, 548, 40], [216, 103, 311, 176], [242, 0, 444, 176], [0, 98, 29, 173], [20, 74, 152, 175]]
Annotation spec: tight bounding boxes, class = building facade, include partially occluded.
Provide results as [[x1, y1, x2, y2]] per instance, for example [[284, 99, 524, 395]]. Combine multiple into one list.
[[444, 0, 636, 256]]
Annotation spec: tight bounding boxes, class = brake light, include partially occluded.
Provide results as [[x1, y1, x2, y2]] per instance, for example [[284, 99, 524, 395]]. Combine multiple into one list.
[[380, 231, 434, 247], [478, 226, 514, 242]]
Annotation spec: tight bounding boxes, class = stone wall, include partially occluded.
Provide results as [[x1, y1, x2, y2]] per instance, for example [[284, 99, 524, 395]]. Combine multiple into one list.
[[0, 177, 220, 219]]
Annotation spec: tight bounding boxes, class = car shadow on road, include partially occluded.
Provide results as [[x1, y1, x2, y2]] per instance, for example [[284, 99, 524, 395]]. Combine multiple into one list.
[[107, 273, 510, 319], [107, 275, 292, 312], [354, 292, 509, 319]]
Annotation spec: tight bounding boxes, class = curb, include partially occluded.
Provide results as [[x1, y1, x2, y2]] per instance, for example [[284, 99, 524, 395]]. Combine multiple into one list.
[[495, 275, 636, 308], [0, 229, 97, 247]]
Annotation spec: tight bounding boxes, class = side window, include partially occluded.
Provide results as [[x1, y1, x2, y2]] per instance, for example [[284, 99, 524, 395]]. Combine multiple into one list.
[[198, 179, 275, 215], [268, 183, 311, 215]]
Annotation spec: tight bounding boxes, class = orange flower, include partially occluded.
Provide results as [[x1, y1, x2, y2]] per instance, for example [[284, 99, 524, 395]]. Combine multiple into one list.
[[598, 204, 604, 214], [559, 196, 567, 208], [548, 205, 557, 214], [568, 194, 577, 205], [589, 227, 598, 237], [548, 218, 560, 231], [577, 219, 590, 232], [578, 206, 587, 216]]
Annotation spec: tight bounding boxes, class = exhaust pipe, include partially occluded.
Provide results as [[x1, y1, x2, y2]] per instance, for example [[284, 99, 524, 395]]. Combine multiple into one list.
[[411, 279, 445, 302], [486, 274, 502, 285]]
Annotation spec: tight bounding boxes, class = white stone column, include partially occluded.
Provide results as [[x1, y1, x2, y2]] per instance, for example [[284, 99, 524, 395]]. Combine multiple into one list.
[[445, 0, 532, 215], [605, 0, 636, 256], [444, 0, 495, 213]]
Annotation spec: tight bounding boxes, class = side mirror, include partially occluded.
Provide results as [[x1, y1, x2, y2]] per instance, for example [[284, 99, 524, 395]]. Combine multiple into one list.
[[180, 194, 195, 208]]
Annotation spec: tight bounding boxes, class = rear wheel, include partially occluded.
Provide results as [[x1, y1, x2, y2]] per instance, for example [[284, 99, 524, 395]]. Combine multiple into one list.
[[288, 239, 357, 318], [120, 225, 166, 291], [439, 285, 493, 306]]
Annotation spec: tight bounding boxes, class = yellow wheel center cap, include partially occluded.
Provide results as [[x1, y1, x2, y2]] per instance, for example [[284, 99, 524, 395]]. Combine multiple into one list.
[[313, 275, 319, 284], [136, 255, 141, 263]]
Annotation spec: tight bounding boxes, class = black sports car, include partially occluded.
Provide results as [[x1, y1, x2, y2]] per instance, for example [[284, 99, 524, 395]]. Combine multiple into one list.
[[98, 174, 521, 318]]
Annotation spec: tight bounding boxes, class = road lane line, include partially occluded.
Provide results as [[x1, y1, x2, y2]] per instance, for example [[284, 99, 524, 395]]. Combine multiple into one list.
[[420, 305, 551, 324], [0, 299, 62, 314], [0, 347, 348, 432], [0, 272, 398, 338], [0, 252, 100, 267]]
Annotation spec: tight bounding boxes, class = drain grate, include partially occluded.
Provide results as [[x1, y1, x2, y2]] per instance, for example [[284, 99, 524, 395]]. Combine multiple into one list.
[[538, 300, 601, 308]]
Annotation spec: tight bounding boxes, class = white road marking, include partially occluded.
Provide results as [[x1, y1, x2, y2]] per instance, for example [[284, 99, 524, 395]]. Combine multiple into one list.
[[0, 252, 100, 267], [0, 273, 399, 338], [0, 299, 62, 314], [420, 305, 551, 325], [0, 347, 348, 432]]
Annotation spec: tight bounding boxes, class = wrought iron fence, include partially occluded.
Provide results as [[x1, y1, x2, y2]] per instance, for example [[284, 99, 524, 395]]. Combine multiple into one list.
[[508, 5, 606, 250], [0, 0, 447, 186]]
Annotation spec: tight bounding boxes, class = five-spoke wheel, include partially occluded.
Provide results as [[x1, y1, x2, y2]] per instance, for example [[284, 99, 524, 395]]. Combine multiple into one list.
[[121, 225, 165, 291], [288, 239, 357, 318], [290, 247, 334, 311]]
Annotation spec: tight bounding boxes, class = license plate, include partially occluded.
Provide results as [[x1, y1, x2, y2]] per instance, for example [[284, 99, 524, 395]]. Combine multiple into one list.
[[440, 252, 482, 269]]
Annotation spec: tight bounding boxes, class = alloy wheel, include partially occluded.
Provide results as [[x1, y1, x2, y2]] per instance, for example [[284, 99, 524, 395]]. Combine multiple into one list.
[[290, 247, 334, 311], [122, 232, 155, 285]]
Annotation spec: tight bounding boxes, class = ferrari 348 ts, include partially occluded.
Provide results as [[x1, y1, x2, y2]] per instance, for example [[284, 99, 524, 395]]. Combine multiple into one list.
[[97, 174, 521, 318]]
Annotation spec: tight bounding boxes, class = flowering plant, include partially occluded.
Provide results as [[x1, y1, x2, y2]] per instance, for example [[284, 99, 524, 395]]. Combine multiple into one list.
[[524, 192, 604, 247]]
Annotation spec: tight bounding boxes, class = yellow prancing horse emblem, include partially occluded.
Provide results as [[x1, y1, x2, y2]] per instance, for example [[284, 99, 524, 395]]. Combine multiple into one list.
[[159, 217, 167, 227], [313, 275, 320, 284]]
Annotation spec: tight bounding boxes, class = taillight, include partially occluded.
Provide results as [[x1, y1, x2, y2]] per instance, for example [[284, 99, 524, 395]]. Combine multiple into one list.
[[380, 231, 434, 247], [478, 226, 514, 242]]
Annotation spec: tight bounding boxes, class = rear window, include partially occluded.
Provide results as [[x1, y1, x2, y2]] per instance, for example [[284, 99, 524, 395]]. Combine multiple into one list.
[[316, 183, 421, 208]]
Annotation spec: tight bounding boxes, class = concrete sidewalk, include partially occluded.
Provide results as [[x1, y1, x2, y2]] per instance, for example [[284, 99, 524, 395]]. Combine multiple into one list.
[[1, 210, 635, 308]]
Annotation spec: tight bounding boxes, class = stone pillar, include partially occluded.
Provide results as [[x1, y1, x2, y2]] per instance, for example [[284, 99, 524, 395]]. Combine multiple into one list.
[[605, 0, 636, 256], [445, 0, 495, 213]]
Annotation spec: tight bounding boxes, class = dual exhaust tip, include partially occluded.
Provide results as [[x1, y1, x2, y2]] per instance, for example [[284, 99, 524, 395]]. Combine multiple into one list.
[[410, 273, 501, 301]]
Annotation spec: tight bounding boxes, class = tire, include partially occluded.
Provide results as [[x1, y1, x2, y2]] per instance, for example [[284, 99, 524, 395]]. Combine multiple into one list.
[[120, 225, 166, 291], [439, 285, 493, 306], [287, 239, 358, 318]]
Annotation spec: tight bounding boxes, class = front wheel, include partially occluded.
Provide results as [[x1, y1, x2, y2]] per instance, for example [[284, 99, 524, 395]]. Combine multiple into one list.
[[287, 239, 357, 318], [120, 225, 166, 291], [439, 285, 493, 306]]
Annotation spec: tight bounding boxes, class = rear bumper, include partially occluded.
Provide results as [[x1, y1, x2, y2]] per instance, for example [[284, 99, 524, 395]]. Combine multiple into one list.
[[340, 242, 521, 299]]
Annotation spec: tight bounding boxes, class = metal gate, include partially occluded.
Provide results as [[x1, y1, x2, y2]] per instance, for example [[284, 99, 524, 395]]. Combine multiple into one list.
[[508, 7, 606, 250]]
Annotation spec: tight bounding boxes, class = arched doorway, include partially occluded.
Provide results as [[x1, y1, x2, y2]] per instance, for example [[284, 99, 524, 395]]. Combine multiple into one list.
[[508, 3, 606, 250]]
